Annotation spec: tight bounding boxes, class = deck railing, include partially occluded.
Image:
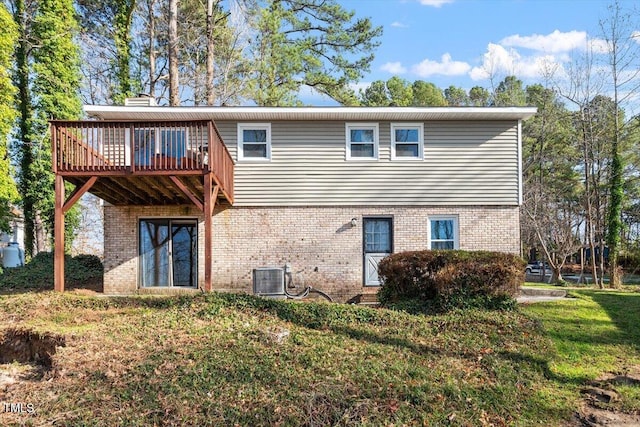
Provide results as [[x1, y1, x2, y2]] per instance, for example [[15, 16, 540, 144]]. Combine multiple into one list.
[[51, 119, 234, 199]]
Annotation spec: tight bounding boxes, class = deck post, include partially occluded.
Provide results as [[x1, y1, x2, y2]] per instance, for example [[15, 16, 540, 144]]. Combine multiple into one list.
[[204, 173, 213, 291], [54, 174, 65, 292]]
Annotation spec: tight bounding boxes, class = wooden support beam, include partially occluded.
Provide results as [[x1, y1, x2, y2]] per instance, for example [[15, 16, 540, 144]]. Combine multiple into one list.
[[54, 175, 65, 292], [211, 184, 219, 216], [169, 175, 204, 211], [204, 173, 213, 291], [58, 169, 208, 177], [212, 174, 233, 206], [63, 176, 97, 214]]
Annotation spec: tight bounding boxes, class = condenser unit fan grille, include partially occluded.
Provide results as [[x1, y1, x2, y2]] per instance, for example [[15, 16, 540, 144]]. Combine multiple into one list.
[[253, 268, 285, 296]]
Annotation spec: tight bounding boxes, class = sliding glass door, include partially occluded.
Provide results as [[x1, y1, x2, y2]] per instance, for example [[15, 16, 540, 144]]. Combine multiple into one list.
[[170, 221, 198, 287], [139, 219, 198, 288]]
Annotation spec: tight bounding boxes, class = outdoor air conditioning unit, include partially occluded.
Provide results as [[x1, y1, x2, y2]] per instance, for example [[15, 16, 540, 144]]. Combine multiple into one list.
[[253, 267, 285, 296]]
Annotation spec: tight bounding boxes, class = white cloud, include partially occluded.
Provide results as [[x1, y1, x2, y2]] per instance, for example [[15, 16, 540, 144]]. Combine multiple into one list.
[[418, 0, 454, 7], [469, 44, 517, 80], [589, 38, 610, 54], [411, 53, 471, 77], [391, 21, 408, 28], [500, 29, 611, 56], [469, 43, 566, 81], [381, 61, 408, 74], [500, 30, 588, 53]]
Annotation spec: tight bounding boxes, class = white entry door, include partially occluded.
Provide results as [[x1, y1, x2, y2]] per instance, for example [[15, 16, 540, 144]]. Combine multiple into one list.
[[363, 217, 393, 286]]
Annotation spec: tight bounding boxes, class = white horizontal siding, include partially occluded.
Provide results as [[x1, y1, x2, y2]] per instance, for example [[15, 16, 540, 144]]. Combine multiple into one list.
[[215, 120, 520, 206]]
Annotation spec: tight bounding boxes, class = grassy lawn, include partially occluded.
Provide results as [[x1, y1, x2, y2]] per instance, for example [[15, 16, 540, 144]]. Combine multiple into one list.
[[0, 289, 638, 426], [523, 290, 640, 416]]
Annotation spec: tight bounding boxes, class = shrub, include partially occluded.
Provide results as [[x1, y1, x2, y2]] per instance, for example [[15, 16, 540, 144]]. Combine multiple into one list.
[[0, 252, 103, 290], [377, 250, 525, 310], [72, 254, 104, 273]]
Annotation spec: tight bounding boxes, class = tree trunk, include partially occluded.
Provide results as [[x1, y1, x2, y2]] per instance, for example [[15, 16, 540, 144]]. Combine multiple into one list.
[[114, 0, 136, 103], [578, 246, 586, 284], [168, 0, 180, 106], [14, 0, 35, 259], [34, 210, 46, 253], [205, 0, 215, 105], [147, 0, 157, 99], [607, 49, 624, 289], [581, 109, 600, 288], [551, 266, 563, 284], [597, 239, 605, 289]]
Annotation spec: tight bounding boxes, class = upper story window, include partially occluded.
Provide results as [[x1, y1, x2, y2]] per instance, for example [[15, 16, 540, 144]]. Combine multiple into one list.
[[391, 123, 424, 160], [238, 123, 271, 161], [428, 216, 459, 250], [346, 123, 378, 160]]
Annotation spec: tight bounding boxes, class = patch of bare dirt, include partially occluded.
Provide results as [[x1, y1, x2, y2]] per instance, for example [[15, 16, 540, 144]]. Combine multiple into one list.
[[0, 363, 42, 391], [67, 277, 103, 293], [0, 328, 66, 369], [572, 367, 640, 426], [574, 404, 640, 427]]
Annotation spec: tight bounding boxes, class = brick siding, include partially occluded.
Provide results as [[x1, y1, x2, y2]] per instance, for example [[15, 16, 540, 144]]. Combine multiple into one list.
[[103, 204, 520, 302]]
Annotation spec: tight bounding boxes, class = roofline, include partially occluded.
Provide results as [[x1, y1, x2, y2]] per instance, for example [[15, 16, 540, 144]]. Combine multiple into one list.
[[84, 105, 537, 121]]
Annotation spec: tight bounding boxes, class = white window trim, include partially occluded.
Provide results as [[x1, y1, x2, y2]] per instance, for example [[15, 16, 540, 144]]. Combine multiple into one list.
[[391, 123, 424, 160], [345, 123, 379, 161], [237, 123, 271, 161], [138, 217, 200, 289], [428, 215, 459, 250]]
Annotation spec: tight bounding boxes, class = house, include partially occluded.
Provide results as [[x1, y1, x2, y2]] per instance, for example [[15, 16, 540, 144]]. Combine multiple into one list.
[[51, 104, 536, 302]]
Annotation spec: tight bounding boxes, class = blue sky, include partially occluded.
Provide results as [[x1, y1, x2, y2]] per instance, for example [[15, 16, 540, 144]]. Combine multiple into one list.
[[305, 0, 624, 104]]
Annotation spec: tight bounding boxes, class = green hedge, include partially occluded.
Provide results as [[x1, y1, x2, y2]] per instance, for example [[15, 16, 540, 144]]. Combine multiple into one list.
[[377, 250, 525, 309]]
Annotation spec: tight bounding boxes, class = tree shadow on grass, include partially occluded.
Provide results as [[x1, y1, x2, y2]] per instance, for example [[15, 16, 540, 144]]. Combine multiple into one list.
[[496, 350, 587, 386], [588, 291, 640, 353]]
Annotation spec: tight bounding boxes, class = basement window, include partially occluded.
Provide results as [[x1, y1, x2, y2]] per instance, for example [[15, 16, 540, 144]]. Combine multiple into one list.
[[428, 216, 459, 250]]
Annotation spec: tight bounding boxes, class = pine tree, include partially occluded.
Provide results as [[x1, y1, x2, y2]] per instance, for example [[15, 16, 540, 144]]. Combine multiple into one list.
[[249, 0, 382, 106]]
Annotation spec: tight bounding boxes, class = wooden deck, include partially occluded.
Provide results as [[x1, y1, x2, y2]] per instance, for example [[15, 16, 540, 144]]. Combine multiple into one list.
[[51, 120, 234, 205], [51, 119, 235, 293]]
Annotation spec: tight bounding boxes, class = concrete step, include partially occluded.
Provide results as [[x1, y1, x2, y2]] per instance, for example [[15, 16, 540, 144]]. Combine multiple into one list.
[[359, 293, 379, 303], [350, 293, 380, 307], [357, 301, 381, 307], [520, 287, 567, 297]]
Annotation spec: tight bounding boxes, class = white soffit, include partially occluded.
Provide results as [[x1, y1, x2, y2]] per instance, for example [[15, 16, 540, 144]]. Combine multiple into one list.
[[84, 105, 537, 121]]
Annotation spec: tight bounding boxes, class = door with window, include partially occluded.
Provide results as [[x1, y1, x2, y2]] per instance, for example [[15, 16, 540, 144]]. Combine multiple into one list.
[[139, 219, 198, 288], [133, 128, 187, 167], [363, 217, 393, 286]]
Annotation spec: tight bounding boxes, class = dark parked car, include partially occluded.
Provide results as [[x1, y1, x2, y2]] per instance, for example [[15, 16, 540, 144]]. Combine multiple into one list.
[[525, 261, 550, 275]]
